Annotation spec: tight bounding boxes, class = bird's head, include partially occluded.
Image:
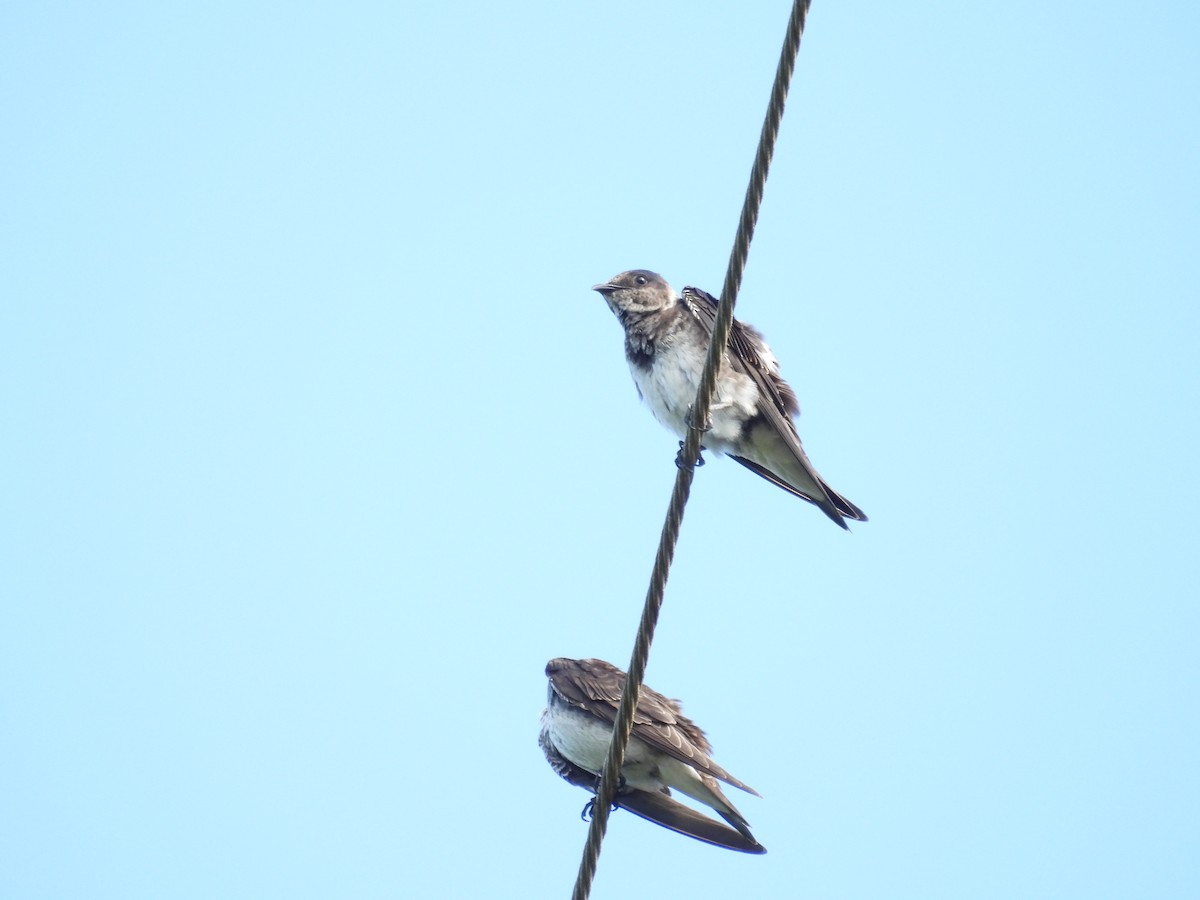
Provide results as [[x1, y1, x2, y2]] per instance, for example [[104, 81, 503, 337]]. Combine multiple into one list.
[[592, 270, 677, 318]]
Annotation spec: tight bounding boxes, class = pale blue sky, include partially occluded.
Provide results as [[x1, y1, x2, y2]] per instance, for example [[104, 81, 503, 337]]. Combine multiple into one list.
[[3, 2, 1198, 898]]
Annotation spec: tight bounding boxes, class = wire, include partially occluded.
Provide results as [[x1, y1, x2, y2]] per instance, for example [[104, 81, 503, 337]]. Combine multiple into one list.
[[568, 2, 812, 897]]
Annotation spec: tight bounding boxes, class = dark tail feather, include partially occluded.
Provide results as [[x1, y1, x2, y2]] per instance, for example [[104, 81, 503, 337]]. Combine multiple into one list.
[[717, 809, 761, 844], [729, 455, 867, 529], [827, 485, 868, 524], [616, 789, 766, 854]]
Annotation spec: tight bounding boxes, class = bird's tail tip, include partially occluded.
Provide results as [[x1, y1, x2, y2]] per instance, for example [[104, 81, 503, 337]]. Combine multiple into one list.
[[827, 488, 867, 529]]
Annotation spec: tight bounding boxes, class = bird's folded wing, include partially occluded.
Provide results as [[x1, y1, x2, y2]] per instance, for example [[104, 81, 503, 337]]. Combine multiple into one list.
[[680, 286, 801, 426], [682, 288, 867, 524], [549, 659, 758, 795]]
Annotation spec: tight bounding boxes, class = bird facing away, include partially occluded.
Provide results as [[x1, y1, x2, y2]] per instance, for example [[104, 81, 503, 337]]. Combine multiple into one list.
[[592, 269, 867, 529], [539, 657, 765, 854]]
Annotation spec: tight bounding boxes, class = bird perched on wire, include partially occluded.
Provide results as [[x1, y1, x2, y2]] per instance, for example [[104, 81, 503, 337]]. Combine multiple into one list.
[[539, 657, 765, 854], [592, 269, 867, 529]]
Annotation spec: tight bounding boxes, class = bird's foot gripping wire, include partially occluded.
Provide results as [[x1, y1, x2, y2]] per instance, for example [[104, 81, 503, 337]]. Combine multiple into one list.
[[580, 775, 625, 821], [676, 404, 711, 470], [676, 441, 706, 471], [684, 404, 712, 435]]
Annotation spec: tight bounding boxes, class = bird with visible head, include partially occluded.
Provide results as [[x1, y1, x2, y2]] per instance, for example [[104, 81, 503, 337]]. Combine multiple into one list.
[[592, 269, 866, 529]]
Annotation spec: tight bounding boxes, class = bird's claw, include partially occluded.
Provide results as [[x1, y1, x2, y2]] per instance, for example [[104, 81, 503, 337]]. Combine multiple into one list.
[[676, 441, 706, 470], [579, 795, 621, 822], [684, 404, 712, 434], [580, 774, 625, 821]]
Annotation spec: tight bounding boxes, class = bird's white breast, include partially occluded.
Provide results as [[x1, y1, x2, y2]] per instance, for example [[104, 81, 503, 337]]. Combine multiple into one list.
[[543, 703, 656, 777], [631, 344, 761, 452]]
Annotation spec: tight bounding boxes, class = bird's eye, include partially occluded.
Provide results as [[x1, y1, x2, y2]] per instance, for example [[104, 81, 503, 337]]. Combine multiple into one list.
[[635, 274, 648, 286]]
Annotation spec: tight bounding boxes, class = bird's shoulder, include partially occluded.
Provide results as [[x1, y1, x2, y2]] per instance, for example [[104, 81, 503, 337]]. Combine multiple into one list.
[[547, 658, 714, 755]]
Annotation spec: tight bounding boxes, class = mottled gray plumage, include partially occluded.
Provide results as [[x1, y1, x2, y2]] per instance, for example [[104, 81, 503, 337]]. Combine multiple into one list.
[[592, 269, 866, 529], [539, 657, 765, 854]]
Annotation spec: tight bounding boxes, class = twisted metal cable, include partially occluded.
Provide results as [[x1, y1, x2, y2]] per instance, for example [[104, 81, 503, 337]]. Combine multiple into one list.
[[569, 2, 812, 897]]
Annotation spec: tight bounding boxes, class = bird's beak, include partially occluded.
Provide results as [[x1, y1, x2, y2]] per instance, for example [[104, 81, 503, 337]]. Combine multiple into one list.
[[592, 283, 617, 295]]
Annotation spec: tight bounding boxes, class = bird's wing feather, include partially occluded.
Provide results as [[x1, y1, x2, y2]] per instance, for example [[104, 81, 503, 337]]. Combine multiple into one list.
[[681, 287, 867, 526], [680, 287, 800, 424], [679, 287, 821, 486], [547, 658, 758, 796]]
